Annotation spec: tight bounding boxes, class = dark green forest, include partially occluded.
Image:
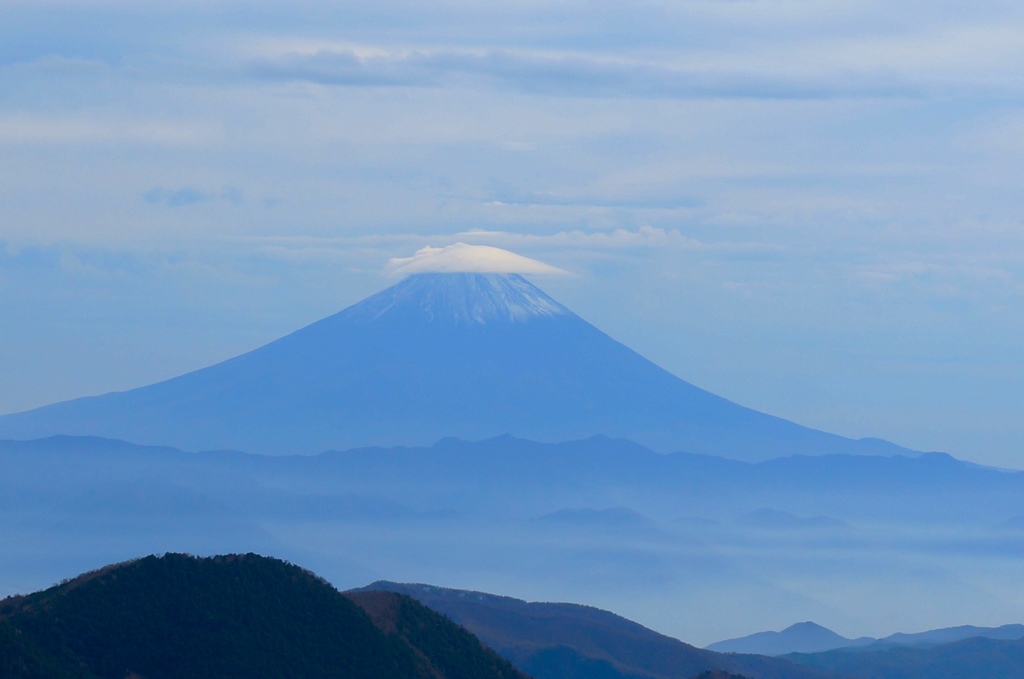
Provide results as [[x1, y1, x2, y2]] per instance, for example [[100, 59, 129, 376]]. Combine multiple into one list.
[[0, 553, 527, 679]]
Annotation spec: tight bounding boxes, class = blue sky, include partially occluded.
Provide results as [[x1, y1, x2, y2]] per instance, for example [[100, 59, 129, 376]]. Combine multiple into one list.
[[1, 0, 1023, 466]]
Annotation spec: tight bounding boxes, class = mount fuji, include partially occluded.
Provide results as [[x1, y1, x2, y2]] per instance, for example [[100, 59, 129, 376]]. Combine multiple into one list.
[[0, 273, 912, 460]]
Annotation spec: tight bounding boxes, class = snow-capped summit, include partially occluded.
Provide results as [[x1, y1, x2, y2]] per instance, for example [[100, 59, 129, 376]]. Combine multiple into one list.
[[0, 272, 914, 460], [347, 273, 568, 325]]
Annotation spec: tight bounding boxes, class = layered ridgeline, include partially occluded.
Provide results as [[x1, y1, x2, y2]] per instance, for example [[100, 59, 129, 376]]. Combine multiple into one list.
[[356, 581, 835, 679], [785, 636, 1024, 679], [0, 553, 527, 679], [0, 273, 911, 460], [707, 621, 1024, 656]]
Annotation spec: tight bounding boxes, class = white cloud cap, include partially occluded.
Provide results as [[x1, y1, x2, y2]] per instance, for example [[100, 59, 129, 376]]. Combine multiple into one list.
[[388, 243, 567, 276]]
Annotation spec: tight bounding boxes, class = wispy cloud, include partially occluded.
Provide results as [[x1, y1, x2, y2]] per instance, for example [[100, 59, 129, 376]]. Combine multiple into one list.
[[142, 186, 243, 208], [246, 47, 921, 100], [237, 17, 1024, 100]]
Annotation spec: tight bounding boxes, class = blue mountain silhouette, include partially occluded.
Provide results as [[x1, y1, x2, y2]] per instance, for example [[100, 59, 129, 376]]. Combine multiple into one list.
[[0, 273, 913, 461]]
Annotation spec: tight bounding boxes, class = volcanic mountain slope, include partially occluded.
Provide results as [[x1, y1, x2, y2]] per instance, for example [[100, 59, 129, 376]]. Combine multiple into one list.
[[0, 553, 527, 679], [0, 273, 912, 461], [355, 581, 838, 679]]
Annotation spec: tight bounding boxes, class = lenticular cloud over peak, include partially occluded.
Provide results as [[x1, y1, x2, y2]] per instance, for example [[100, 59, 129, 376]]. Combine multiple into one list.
[[388, 243, 567, 276]]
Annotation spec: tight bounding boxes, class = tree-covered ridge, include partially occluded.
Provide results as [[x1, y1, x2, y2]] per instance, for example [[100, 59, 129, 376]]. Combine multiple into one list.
[[0, 553, 531, 679], [347, 591, 526, 679]]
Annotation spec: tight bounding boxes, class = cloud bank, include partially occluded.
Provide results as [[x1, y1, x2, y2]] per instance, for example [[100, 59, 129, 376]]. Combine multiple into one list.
[[387, 243, 568, 277]]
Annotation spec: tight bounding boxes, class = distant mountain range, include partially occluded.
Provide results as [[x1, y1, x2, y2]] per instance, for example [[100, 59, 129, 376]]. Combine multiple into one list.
[[2, 433, 1023, 641], [1, 433, 1017, 530], [709, 620, 1024, 655], [0, 273, 915, 462], [708, 622, 870, 655]]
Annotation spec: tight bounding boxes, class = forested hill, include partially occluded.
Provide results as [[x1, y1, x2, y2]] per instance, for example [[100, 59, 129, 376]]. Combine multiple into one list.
[[0, 553, 528, 679]]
